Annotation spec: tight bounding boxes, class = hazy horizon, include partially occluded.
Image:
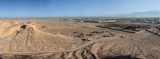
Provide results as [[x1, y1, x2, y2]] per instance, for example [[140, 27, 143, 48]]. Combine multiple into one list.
[[0, 0, 160, 17]]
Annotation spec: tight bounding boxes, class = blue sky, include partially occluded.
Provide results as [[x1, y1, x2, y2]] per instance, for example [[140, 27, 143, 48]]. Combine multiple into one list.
[[0, 0, 160, 17]]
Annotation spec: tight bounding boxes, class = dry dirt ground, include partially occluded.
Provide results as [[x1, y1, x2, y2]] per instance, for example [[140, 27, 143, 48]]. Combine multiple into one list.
[[0, 19, 159, 59]]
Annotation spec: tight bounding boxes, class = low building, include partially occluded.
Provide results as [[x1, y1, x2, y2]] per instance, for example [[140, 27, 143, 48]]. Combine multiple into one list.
[[105, 20, 117, 22]]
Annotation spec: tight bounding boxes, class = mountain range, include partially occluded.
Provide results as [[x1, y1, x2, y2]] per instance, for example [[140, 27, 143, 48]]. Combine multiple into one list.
[[119, 10, 160, 17]]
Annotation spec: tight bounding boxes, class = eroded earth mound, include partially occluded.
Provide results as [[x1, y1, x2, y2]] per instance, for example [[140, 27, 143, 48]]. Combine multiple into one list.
[[0, 21, 75, 52]]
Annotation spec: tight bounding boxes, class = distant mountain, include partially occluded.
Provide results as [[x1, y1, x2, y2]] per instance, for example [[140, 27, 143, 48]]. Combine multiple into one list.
[[119, 10, 160, 17]]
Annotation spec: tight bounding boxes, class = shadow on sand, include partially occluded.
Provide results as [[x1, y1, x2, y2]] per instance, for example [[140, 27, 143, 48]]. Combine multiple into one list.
[[102, 55, 140, 59]]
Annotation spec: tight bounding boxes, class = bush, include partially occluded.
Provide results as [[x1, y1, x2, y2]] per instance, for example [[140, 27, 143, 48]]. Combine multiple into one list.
[[123, 26, 137, 30]]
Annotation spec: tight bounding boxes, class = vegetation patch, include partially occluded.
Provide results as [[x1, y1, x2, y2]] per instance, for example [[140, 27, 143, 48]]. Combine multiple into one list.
[[97, 24, 150, 32]]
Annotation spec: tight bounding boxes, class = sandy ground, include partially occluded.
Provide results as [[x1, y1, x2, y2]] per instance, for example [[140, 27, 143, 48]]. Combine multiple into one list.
[[0, 19, 159, 59]]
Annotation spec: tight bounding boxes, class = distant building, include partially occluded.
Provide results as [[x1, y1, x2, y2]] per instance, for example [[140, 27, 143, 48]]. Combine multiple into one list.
[[94, 20, 117, 23], [158, 18, 160, 22], [105, 20, 117, 22]]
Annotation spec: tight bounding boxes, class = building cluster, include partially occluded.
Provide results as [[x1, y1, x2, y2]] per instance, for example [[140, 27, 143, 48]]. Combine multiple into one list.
[[137, 17, 160, 23]]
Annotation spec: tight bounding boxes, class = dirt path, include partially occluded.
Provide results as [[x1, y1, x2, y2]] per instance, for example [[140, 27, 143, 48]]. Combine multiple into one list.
[[0, 37, 107, 54]]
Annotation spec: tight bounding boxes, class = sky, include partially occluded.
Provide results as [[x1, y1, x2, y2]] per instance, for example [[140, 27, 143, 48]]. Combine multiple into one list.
[[0, 0, 160, 17]]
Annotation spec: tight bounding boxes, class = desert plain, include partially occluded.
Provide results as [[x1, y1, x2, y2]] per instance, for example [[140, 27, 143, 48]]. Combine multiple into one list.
[[0, 18, 159, 59]]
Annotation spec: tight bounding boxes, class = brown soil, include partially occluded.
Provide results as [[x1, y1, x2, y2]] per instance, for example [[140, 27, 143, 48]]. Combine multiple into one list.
[[0, 19, 159, 59]]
